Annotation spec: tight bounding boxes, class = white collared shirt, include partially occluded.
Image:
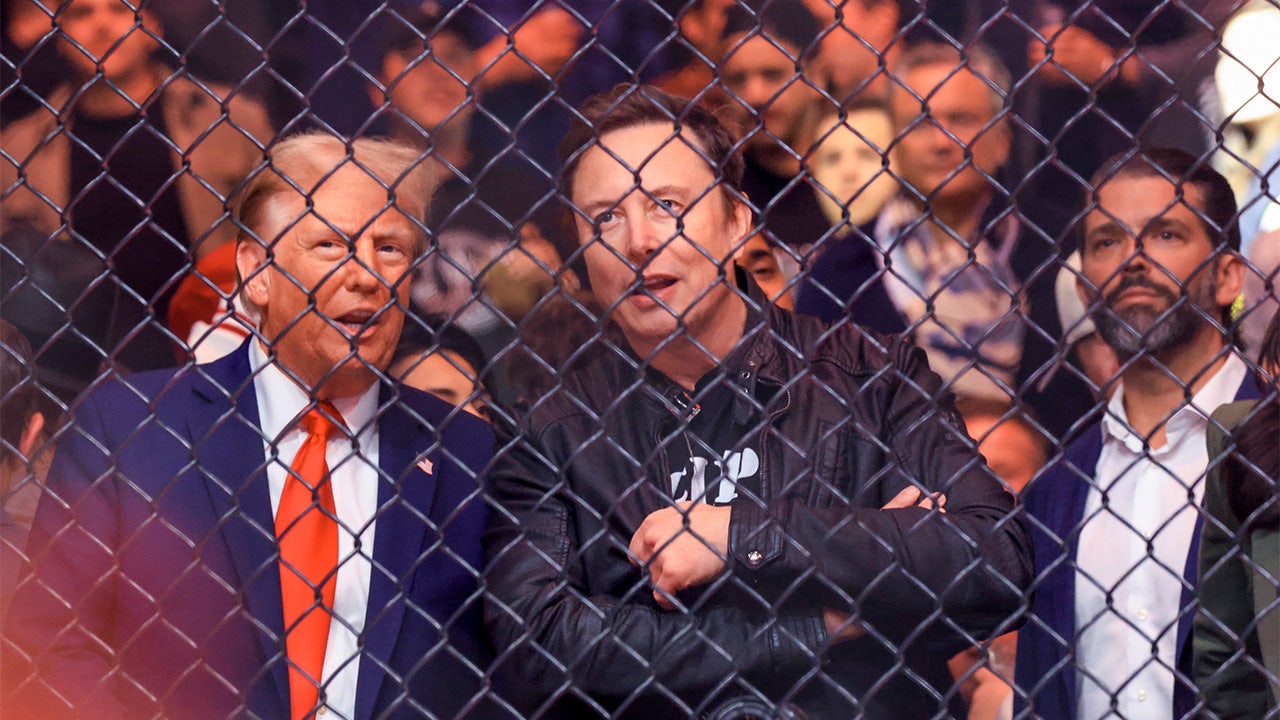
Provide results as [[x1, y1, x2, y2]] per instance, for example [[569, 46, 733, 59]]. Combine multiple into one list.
[[1074, 352, 1248, 720], [250, 340, 380, 720]]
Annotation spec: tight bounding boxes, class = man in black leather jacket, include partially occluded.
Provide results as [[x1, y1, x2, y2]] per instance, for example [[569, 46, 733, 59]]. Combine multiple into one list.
[[483, 84, 1033, 719]]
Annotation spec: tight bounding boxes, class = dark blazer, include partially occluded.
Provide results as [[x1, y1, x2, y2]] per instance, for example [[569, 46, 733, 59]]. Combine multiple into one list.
[[2, 343, 494, 720], [1015, 375, 1261, 720]]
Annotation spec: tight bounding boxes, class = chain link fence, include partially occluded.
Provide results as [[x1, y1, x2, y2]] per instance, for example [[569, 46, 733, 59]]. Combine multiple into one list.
[[1, 0, 1278, 718]]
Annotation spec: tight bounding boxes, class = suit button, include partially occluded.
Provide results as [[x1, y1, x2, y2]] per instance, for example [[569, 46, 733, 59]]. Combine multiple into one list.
[[746, 550, 764, 567], [318, 707, 328, 716]]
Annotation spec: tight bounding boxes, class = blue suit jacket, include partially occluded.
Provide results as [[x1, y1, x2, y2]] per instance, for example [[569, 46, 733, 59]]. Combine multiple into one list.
[[1015, 375, 1261, 720], [3, 344, 495, 720]]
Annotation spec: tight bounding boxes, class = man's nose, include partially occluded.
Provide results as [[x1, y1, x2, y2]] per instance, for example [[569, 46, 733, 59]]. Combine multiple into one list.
[[342, 242, 386, 293], [623, 212, 665, 262]]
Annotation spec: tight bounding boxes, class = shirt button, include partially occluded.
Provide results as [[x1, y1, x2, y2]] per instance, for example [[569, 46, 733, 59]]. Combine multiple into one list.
[[746, 550, 764, 567], [1137, 690, 1148, 702], [1136, 608, 1149, 621]]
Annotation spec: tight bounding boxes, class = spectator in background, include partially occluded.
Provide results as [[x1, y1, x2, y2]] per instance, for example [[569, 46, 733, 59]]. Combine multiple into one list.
[[1213, 1, 1280, 358], [1, 0, 271, 401], [798, 0, 901, 102], [948, 399, 1050, 720], [793, 98, 904, 335], [652, 0, 735, 104], [0, 320, 52, 620], [389, 317, 492, 420], [808, 99, 898, 231], [720, 0, 832, 255], [1194, 306, 1280, 718], [1016, 0, 1235, 208], [801, 43, 1073, 418], [1017, 148, 1255, 720]]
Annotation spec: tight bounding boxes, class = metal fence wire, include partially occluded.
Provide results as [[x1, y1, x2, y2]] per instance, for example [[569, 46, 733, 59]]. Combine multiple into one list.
[[1, 0, 1278, 718]]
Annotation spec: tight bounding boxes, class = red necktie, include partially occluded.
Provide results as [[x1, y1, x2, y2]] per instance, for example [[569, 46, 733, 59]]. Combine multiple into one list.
[[277, 403, 343, 720]]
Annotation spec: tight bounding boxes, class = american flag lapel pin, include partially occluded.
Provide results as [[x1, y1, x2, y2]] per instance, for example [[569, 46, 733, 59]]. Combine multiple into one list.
[[416, 456, 434, 475]]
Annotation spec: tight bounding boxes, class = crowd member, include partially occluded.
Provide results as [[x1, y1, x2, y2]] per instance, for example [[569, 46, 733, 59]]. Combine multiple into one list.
[[389, 317, 492, 420], [800, 43, 1070, 415], [1016, 0, 1235, 207], [652, 0, 735, 103], [1016, 148, 1256, 720], [808, 99, 898, 231], [947, 400, 1050, 720], [798, 0, 900, 102], [793, 98, 904, 335], [484, 84, 1031, 719], [2, 134, 494, 720], [720, 0, 832, 253], [1194, 307, 1280, 717], [0, 0, 271, 400], [817, 42, 1090, 434], [0, 320, 51, 621]]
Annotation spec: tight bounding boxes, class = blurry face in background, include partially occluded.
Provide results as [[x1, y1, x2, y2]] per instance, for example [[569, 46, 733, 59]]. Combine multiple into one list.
[[722, 35, 822, 153], [55, 0, 161, 81], [734, 234, 792, 308], [379, 31, 477, 132], [391, 350, 488, 418], [890, 63, 1009, 206], [809, 107, 896, 226], [963, 413, 1047, 494]]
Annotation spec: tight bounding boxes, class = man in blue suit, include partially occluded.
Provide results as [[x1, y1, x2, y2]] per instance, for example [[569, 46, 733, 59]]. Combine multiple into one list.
[[2, 133, 495, 720], [1016, 148, 1256, 720]]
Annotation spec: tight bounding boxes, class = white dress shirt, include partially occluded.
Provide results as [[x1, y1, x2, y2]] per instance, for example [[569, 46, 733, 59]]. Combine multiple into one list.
[[250, 340, 380, 720], [1074, 352, 1247, 720]]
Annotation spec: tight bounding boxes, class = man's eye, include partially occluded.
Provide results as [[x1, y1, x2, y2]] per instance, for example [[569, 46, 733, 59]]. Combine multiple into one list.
[[594, 210, 616, 227]]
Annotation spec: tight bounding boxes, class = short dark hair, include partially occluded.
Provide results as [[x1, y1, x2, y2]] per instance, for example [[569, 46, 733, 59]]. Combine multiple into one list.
[[1090, 147, 1242, 253], [558, 84, 745, 207], [392, 315, 489, 393], [721, 0, 822, 61], [0, 320, 37, 465]]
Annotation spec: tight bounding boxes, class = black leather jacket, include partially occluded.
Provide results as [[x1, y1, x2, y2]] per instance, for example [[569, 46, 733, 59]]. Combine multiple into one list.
[[484, 302, 1033, 719]]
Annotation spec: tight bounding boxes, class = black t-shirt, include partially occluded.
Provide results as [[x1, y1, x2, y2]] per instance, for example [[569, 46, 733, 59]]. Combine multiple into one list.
[[661, 371, 761, 508]]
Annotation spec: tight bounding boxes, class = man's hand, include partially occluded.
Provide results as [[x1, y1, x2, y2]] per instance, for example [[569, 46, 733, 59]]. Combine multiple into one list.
[[630, 502, 730, 610], [1028, 24, 1137, 86], [882, 485, 947, 513], [823, 486, 946, 642]]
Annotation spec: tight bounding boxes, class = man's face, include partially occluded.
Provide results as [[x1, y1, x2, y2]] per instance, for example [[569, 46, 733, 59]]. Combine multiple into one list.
[[237, 163, 420, 398], [391, 350, 487, 418], [378, 32, 476, 132], [56, 0, 159, 81], [890, 64, 1009, 204], [1078, 174, 1242, 359], [570, 122, 751, 353], [722, 35, 821, 152], [809, 108, 896, 225]]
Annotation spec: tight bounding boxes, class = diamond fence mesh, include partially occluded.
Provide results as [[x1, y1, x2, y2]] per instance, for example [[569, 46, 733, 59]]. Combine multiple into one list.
[[0, 0, 1278, 718]]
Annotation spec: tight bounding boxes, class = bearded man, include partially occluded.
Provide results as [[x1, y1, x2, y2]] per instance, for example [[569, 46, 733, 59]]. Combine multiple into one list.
[[1015, 148, 1259, 720]]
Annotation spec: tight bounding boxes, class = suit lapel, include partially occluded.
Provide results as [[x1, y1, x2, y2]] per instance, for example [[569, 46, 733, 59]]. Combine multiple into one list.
[[355, 390, 443, 720], [186, 344, 289, 714]]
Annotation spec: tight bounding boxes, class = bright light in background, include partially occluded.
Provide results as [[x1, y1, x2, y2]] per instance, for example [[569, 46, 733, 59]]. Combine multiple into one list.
[[1217, 3, 1280, 124]]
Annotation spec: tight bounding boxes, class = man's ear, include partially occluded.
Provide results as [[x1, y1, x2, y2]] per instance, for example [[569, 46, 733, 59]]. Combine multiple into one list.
[[1213, 250, 1246, 309], [729, 197, 753, 248], [235, 239, 270, 311]]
